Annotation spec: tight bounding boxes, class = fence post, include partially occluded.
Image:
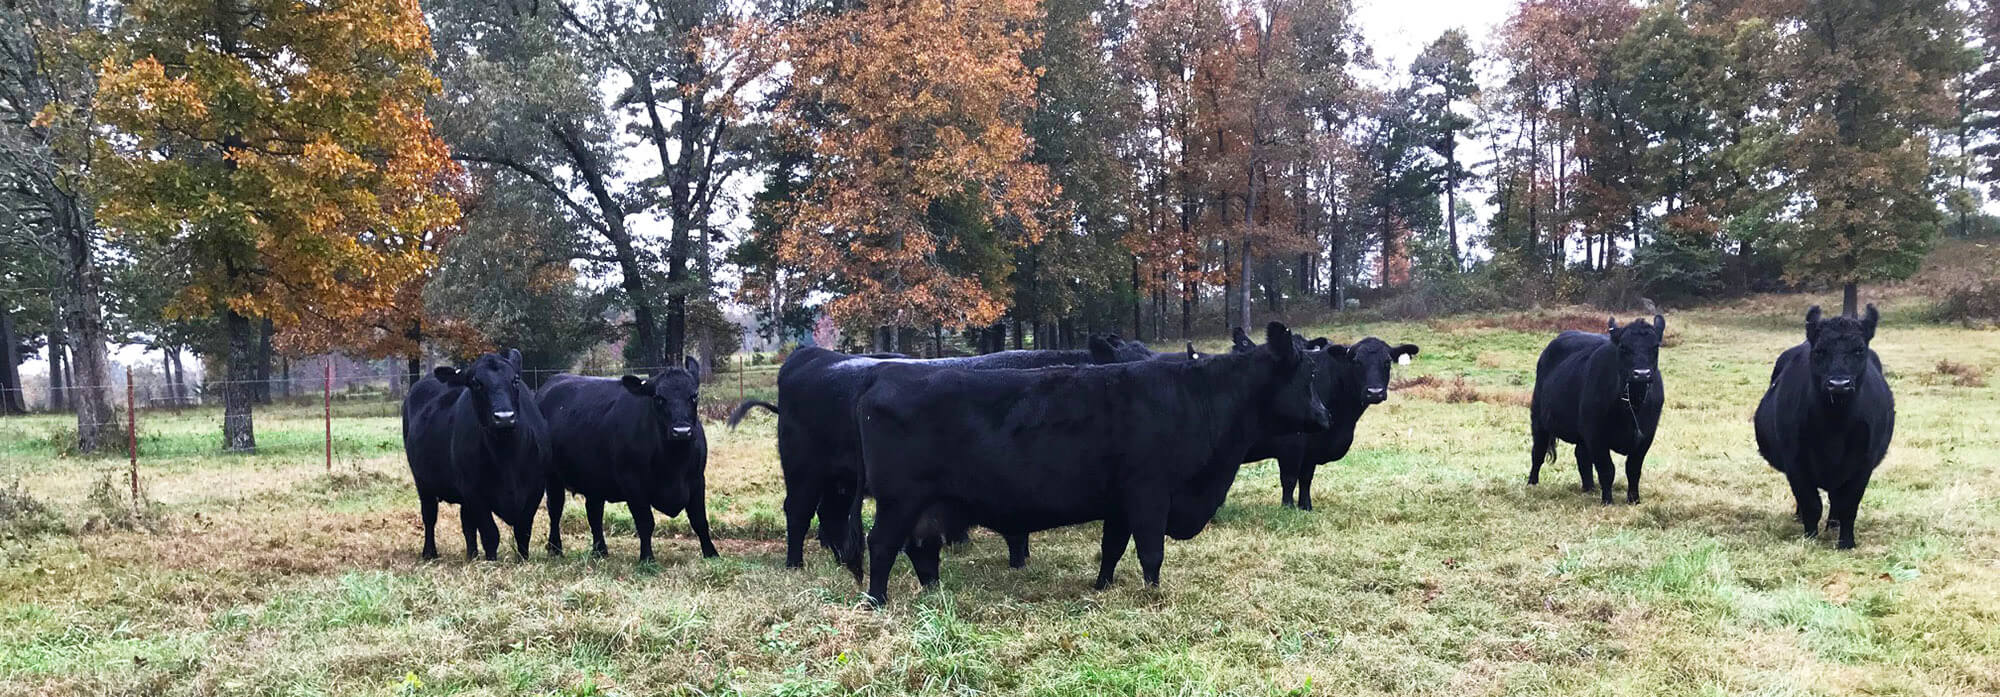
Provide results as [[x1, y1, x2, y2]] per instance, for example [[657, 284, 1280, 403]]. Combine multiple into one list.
[[737, 352, 744, 403], [127, 370, 138, 506], [324, 360, 333, 472]]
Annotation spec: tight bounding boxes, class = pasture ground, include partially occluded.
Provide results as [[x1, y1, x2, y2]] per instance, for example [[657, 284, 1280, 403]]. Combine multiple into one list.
[[2, 290, 1998, 696]]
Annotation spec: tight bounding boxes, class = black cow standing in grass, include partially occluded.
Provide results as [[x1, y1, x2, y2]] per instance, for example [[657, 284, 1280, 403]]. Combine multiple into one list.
[[853, 323, 1327, 605], [538, 357, 718, 562], [402, 349, 551, 560], [1529, 316, 1666, 504], [727, 335, 1151, 577], [1231, 328, 1420, 510], [1754, 305, 1894, 549]]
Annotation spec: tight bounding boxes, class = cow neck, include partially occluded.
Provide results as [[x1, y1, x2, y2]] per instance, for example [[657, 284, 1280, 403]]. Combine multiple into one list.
[[1325, 360, 1369, 419], [1182, 351, 1279, 458]]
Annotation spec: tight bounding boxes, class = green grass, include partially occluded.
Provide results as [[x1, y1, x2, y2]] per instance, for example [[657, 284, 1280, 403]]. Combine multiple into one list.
[[3, 298, 1999, 696]]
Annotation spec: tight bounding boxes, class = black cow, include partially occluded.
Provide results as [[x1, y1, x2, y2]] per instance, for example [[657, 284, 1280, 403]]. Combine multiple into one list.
[[1232, 328, 1420, 510], [1529, 316, 1666, 504], [401, 349, 551, 560], [1754, 305, 1894, 549], [727, 335, 1151, 576], [853, 323, 1328, 605], [539, 357, 718, 562]]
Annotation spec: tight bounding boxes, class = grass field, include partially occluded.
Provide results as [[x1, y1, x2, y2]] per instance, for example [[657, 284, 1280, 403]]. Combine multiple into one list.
[[3, 291, 1998, 696]]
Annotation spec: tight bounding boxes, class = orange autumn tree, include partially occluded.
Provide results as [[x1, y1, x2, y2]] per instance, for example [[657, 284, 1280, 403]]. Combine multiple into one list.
[[92, 0, 460, 451], [776, 0, 1052, 347]]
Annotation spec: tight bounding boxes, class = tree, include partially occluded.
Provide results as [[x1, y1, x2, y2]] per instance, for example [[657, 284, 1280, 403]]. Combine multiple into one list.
[[1, 0, 119, 447], [93, 0, 461, 452], [1763, 0, 1964, 314], [1411, 28, 1478, 267], [775, 0, 1052, 342]]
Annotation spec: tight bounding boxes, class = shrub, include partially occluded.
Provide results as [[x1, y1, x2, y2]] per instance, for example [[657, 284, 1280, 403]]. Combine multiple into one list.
[[0, 480, 68, 538], [1933, 278, 2000, 328], [1634, 234, 1724, 304], [81, 471, 167, 534], [1933, 360, 1987, 388]]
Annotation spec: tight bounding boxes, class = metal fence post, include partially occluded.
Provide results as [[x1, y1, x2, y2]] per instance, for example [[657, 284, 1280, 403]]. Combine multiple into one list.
[[127, 370, 138, 506], [324, 360, 333, 472]]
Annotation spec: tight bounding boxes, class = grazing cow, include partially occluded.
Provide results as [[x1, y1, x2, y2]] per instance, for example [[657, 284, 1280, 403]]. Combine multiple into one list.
[[1232, 328, 1420, 510], [853, 323, 1328, 605], [1529, 316, 1666, 504], [1754, 305, 1894, 549], [402, 349, 550, 560], [539, 357, 718, 562], [726, 335, 1151, 576]]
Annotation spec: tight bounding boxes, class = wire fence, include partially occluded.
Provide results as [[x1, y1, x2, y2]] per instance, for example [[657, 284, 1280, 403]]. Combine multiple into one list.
[[0, 357, 783, 507]]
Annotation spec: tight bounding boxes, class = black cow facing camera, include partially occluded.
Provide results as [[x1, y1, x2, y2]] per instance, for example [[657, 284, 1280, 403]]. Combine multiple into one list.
[[539, 356, 719, 562], [402, 349, 552, 560], [1529, 315, 1666, 504], [1755, 305, 1894, 549], [1233, 328, 1420, 510]]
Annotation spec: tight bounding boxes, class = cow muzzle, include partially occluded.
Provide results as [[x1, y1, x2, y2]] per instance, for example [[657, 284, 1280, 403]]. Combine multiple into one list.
[[1363, 386, 1388, 404], [669, 425, 696, 440], [490, 411, 517, 428], [1823, 377, 1855, 396], [1627, 368, 1655, 384]]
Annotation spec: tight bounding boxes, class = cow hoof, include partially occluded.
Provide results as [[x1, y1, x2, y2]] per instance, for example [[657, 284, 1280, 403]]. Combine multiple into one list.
[[1836, 539, 1856, 550], [1299, 502, 1313, 512], [590, 548, 608, 559], [701, 550, 720, 559], [1009, 557, 1028, 569], [1527, 475, 1539, 485], [546, 546, 564, 558], [1626, 495, 1640, 505], [864, 594, 886, 609], [421, 550, 438, 561], [1093, 578, 1114, 591]]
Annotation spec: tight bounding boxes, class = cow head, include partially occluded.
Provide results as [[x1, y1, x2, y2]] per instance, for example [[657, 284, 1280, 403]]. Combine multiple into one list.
[[1320, 337, 1421, 405], [1087, 333, 1157, 364], [1607, 315, 1664, 387], [1251, 322, 1331, 434], [1804, 304, 1877, 404], [434, 348, 527, 430], [621, 356, 702, 441]]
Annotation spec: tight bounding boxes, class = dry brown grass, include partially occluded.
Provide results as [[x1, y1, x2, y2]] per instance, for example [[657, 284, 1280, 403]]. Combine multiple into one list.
[[1401, 375, 1533, 408], [1934, 359, 1988, 387]]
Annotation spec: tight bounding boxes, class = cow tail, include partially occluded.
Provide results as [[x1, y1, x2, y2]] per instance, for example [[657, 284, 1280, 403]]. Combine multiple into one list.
[[725, 400, 779, 429], [841, 466, 866, 583]]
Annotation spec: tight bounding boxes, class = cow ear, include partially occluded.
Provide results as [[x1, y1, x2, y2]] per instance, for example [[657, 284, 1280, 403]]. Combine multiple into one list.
[[1653, 314, 1665, 334], [1393, 343, 1420, 361], [1861, 304, 1878, 341], [683, 355, 702, 381], [1805, 305, 1822, 343], [619, 375, 650, 395], [1607, 316, 1619, 332], [1265, 322, 1298, 363], [1231, 326, 1255, 351], [432, 366, 461, 385], [1184, 342, 1199, 360], [506, 348, 523, 370], [1306, 337, 1330, 350]]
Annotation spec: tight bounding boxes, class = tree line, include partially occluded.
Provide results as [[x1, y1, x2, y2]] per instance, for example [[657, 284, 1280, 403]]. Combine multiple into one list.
[[2, 0, 1997, 453]]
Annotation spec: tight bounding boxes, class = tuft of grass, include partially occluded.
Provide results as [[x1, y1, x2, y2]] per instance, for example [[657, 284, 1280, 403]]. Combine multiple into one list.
[[1933, 359, 1987, 387], [0, 479, 67, 538], [79, 471, 166, 534]]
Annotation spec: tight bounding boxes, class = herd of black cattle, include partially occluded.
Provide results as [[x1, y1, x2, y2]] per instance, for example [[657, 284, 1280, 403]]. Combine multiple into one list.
[[402, 304, 1894, 605]]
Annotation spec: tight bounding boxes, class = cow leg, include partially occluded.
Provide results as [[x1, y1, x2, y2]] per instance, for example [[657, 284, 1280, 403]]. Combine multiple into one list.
[[865, 500, 921, 606], [1297, 463, 1318, 512], [1623, 449, 1647, 505], [687, 480, 720, 559], [459, 504, 481, 559], [585, 497, 609, 557], [817, 487, 859, 572], [1130, 505, 1169, 588], [1529, 421, 1551, 485], [1786, 470, 1823, 540], [544, 478, 566, 557], [1574, 444, 1595, 494], [511, 512, 532, 561], [419, 494, 440, 560], [1828, 470, 1871, 550], [1278, 456, 1299, 508], [1590, 447, 1617, 505], [1094, 516, 1130, 590], [1005, 533, 1030, 569], [478, 512, 501, 561], [629, 501, 656, 563], [782, 478, 822, 569], [907, 535, 943, 590]]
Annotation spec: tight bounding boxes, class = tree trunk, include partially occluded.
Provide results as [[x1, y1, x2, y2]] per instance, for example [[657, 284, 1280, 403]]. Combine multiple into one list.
[[699, 323, 718, 381], [221, 307, 257, 453], [1842, 282, 1858, 317], [1221, 239, 1232, 335], [0, 306, 21, 415], [1010, 318, 1023, 350], [1130, 257, 1141, 341], [551, 122, 661, 369], [47, 293, 67, 412]]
